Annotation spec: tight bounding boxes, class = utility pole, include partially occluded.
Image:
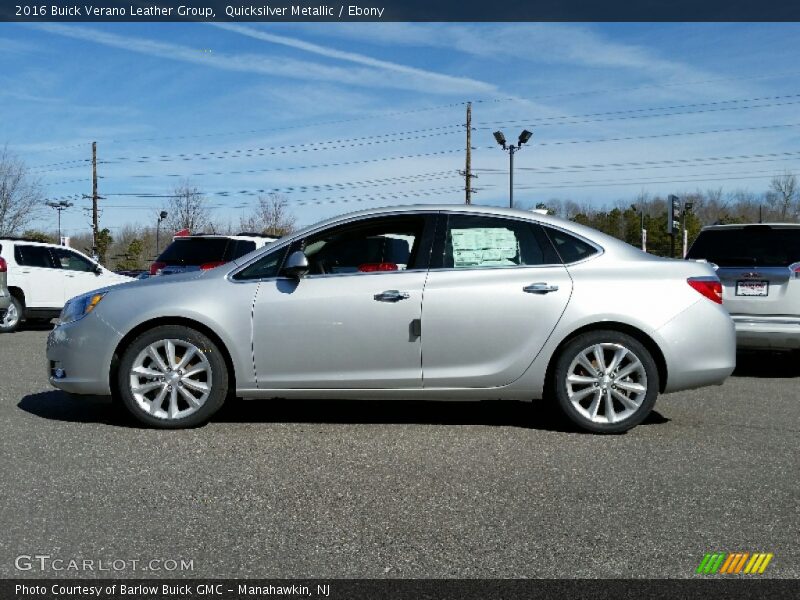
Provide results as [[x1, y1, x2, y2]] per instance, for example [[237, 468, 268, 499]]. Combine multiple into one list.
[[83, 142, 104, 260], [91, 141, 98, 257], [460, 102, 476, 204], [465, 102, 472, 204]]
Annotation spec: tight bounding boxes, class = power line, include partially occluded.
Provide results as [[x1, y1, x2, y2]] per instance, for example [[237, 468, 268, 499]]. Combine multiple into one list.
[[99, 171, 461, 198], [473, 149, 800, 175], [100, 128, 462, 165], [514, 167, 800, 190], [476, 122, 800, 149], [90, 149, 465, 181], [513, 68, 800, 103], [476, 95, 800, 129], [70, 185, 470, 210]]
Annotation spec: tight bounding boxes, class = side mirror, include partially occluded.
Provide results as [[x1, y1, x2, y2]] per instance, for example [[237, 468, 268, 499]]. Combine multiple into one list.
[[283, 250, 309, 279], [94, 265, 103, 275]]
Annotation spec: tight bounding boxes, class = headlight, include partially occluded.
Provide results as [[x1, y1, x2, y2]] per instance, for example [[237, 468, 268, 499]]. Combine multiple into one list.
[[58, 292, 106, 325]]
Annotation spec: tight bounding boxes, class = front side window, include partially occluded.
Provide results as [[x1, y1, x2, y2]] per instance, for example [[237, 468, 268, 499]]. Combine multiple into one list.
[[299, 216, 426, 276], [52, 248, 95, 272], [232, 247, 288, 281], [441, 214, 555, 269], [14, 245, 56, 269]]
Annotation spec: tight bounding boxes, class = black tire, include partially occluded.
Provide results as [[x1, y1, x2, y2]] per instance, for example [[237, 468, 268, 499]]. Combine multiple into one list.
[[116, 325, 229, 428], [551, 330, 659, 434], [0, 295, 24, 333]]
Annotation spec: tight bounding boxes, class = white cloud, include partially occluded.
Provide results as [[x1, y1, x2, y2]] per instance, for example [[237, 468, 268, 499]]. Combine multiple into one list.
[[31, 23, 495, 96], [212, 22, 497, 95]]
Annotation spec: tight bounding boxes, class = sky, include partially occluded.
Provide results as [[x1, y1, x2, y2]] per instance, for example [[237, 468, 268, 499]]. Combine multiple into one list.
[[2, 22, 800, 237]]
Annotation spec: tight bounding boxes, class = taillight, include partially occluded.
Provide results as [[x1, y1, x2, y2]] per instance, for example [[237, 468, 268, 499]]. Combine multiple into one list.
[[199, 261, 226, 271], [149, 261, 166, 276], [688, 277, 723, 304], [0, 257, 6, 273], [789, 262, 800, 278], [357, 262, 398, 272]]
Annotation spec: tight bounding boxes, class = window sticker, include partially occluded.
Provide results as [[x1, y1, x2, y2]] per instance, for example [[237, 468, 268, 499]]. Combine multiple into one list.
[[451, 228, 520, 267]]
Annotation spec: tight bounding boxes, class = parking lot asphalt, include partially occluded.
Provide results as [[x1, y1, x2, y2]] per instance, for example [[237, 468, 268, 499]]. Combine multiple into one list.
[[0, 328, 797, 579]]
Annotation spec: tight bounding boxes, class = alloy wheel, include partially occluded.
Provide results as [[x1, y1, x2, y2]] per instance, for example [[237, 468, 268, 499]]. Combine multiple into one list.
[[565, 342, 648, 425], [128, 338, 212, 420], [1, 302, 19, 329]]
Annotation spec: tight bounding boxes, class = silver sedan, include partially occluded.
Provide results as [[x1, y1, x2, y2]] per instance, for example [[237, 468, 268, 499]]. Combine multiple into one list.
[[46, 205, 736, 433]]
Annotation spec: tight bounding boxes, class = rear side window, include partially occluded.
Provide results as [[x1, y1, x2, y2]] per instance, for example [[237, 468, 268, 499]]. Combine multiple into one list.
[[542, 227, 598, 264], [157, 238, 230, 266], [686, 227, 800, 267], [14, 245, 56, 268], [442, 215, 556, 269], [229, 240, 257, 260]]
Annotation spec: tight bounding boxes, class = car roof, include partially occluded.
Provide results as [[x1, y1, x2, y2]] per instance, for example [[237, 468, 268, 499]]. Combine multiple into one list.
[[0, 238, 60, 246], [249, 203, 649, 263], [700, 223, 800, 230], [172, 234, 275, 241]]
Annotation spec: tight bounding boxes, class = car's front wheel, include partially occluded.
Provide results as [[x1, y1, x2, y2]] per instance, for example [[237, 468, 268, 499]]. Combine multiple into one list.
[[552, 330, 659, 433], [116, 325, 228, 428], [0, 296, 24, 333]]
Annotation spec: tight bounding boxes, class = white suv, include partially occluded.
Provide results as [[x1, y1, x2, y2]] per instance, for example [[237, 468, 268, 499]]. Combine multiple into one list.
[[0, 238, 132, 333]]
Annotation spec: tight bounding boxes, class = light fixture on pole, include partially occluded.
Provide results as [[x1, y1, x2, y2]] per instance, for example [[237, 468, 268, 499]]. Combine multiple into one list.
[[156, 210, 168, 255], [45, 200, 74, 243], [493, 129, 533, 208]]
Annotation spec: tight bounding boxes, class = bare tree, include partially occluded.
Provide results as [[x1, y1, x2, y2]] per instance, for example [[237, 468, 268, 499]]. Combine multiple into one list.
[[767, 171, 798, 220], [0, 146, 45, 236], [166, 182, 210, 233], [240, 193, 296, 237]]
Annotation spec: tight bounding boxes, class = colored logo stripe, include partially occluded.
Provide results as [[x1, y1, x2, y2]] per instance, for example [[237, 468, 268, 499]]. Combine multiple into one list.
[[697, 552, 774, 574]]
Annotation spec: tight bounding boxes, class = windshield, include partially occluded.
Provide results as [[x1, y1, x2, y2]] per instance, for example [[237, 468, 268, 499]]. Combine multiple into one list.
[[686, 227, 800, 267]]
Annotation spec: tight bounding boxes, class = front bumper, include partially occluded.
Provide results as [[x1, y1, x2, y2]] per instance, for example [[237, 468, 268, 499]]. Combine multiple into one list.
[[46, 313, 123, 395], [732, 315, 800, 350]]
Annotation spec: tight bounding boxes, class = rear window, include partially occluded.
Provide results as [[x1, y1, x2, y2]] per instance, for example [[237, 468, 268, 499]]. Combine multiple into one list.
[[157, 238, 231, 266], [686, 227, 800, 267], [230, 239, 257, 259]]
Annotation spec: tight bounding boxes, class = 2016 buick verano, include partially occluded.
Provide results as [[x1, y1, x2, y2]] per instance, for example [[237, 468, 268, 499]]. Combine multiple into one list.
[[46, 205, 736, 433]]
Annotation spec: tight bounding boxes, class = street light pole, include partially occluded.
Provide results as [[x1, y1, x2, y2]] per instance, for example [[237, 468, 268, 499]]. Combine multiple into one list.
[[493, 130, 532, 209], [45, 200, 74, 243], [156, 210, 168, 255], [508, 145, 515, 208]]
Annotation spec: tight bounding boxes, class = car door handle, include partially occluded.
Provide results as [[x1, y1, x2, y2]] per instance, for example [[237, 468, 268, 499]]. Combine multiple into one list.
[[374, 290, 410, 303], [523, 282, 559, 294]]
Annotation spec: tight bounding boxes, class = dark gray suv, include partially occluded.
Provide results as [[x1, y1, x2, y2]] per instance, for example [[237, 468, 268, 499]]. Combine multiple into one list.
[[686, 223, 800, 351]]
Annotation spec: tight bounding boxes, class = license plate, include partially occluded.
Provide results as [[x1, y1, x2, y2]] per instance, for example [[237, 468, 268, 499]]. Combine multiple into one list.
[[735, 280, 769, 296]]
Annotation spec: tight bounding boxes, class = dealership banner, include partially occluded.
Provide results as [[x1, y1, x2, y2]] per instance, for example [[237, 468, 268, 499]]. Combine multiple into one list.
[[2, 0, 800, 22], [3, 579, 799, 600]]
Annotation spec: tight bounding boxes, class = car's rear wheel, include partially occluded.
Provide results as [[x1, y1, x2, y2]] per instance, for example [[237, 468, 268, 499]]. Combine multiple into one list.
[[552, 330, 658, 433], [0, 296, 24, 333], [116, 325, 228, 428]]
